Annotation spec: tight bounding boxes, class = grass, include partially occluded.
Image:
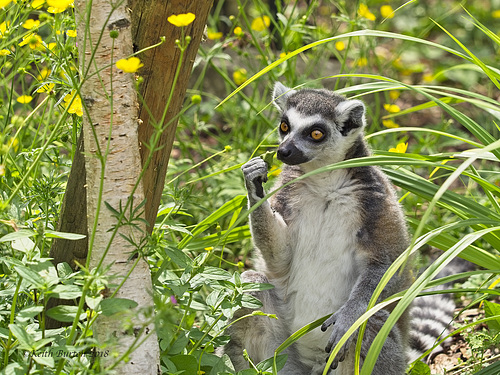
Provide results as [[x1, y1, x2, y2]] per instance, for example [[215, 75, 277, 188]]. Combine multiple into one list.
[[1, 0, 500, 374]]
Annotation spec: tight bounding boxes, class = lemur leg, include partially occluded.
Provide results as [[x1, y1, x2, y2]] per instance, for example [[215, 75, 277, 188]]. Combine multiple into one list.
[[224, 271, 309, 375], [321, 261, 407, 374], [241, 158, 290, 274]]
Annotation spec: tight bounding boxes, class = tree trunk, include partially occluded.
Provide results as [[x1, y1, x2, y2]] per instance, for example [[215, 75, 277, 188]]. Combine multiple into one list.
[[74, 1, 159, 372], [131, 0, 214, 231]]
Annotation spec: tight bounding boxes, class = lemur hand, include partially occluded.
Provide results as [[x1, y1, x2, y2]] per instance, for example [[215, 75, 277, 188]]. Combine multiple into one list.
[[242, 157, 268, 204]]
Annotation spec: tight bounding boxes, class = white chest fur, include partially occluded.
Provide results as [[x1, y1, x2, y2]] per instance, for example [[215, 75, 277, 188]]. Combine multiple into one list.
[[279, 170, 364, 369]]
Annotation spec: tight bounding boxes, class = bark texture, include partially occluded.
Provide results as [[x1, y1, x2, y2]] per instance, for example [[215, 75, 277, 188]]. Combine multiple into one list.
[[74, 1, 159, 373], [131, 0, 214, 230]]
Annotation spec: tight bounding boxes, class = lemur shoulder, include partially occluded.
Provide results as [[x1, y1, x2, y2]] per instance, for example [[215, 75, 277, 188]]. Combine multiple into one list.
[[225, 83, 412, 375]]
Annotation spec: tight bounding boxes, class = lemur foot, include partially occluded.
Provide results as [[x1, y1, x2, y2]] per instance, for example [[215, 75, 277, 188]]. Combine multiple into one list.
[[321, 307, 356, 370], [241, 157, 268, 202]]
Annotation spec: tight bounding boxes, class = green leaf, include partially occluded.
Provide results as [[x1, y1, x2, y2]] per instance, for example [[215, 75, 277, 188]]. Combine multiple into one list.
[[483, 301, 500, 333], [14, 265, 45, 288], [16, 306, 44, 323], [9, 323, 35, 350], [32, 354, 55, 367], [44, 230, 86, 240], [169, 354, 199, 374], [409, 360, 431, 375], [57, 262, 74, 279], [200, 266, 232, 281], [50, 284, 82, 300], [0, 229, 36, 242], [100, 297, 138, 316], [257, 354, 288, 372], [46, 306, 86, 322]]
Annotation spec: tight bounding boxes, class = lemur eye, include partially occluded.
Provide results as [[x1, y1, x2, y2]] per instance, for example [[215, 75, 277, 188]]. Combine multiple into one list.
[[311, 129, 324, 140], [280, 121, 289, 132]]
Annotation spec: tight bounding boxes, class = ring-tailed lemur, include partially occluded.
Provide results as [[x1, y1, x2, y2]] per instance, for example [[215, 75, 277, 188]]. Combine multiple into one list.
[[224, 83, 412, 374]]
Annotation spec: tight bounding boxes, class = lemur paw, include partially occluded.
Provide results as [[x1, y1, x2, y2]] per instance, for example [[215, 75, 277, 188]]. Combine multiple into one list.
[[321, 309, 355, 370], [242, 157, 268, 201]]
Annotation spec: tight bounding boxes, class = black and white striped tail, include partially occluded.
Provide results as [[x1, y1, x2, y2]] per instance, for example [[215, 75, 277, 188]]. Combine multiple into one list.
[[408, 256, 475, 362]]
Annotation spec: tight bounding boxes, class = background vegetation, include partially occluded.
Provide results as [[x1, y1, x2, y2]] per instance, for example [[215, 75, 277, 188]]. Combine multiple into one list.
[[0, 0, 499, 374]]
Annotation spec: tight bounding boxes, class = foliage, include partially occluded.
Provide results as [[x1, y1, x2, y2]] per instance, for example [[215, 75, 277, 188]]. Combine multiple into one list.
[[1, 0, 500, 374]]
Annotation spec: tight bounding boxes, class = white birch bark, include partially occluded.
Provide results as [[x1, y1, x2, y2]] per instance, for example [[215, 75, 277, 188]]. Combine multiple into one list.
[[74, 1, 159, 373]]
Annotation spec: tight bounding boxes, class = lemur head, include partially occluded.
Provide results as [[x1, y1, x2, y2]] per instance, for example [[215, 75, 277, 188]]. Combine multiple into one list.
[[272, 82, 366, 170]]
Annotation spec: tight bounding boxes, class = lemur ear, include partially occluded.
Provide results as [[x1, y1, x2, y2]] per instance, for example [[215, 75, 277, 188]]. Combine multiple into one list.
[[335, 99, 366, 136], [273, 82, 296, 111]]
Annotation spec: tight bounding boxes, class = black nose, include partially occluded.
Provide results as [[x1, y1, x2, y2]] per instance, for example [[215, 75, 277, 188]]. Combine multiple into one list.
[[276, 142, 309, 165], [277, 147, 292, 160]]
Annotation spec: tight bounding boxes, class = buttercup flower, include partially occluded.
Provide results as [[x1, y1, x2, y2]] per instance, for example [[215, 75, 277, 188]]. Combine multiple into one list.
[[0, 0, 13, 8], [37, 83, 55, 93], [64, 90, 83, 116], [0, 49, 10, 55], [116, 57, 144, 73], [234, 26, 243, 37], [66, 30, 77, 37], [358, 4, 376, 21], [380, 5, 394, 19], [233, 68, 247, 86], [19, 33, 43, 49], [0, 21, 10, 39], [168, 13, 195, 27], [384, 103, 401, 113], [37, 68, 51, 80], [389, 142, 408, 153], [251, 16, 270, 32], [335, 41, 345, 51], [31, 0, 45, 8], [382, 119, 399, 128], [46, 0, 73, 13], [17, 95, 33, 104], [207, 29, 222, 40], [493, 10, 500, 18], [22, 19, 41, 29]]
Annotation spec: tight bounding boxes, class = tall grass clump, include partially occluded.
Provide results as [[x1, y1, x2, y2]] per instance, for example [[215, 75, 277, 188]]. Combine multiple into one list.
[[1, 0, 499, 374]]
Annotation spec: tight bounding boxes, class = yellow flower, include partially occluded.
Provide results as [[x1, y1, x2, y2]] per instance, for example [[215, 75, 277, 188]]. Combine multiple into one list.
[[356, 57, 368, 67], [17, 95, 33, 104], [37, 67, 51, 80], [0, 0, 13, 8], [207, 29, 222, 40], [234, 26, 243, 37], [167, 13, 195, 27], [19, 33, 43, 49], [37, 83, 55, 93], [358, 4, 376, 21], [116, 57, 144, 73], [0, 21, 10, 39], [382, 119, 399, 128], [8, 138, 19, 151], [22, 19, 41, 29], [46, 0, 72, 12], [493, 10, 500, 18], [47, 42, 56, 51], [66, 29, 77, 37], [335, 41, 345, 51], [31, 0, 45, 8], [384, 103, 400, 113], [0, 49, 10, 55], [251, 16, 270, 32], [389, 142, 408, 153], [0, 165, 5, 176], [64, 90, 83, 116], [380, 5, 394, 19], [389, 90, 400, 100], [233, 68, 247, 86]]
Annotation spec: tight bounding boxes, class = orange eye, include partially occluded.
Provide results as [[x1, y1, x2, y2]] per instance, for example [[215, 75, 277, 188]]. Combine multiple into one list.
[[311, 129, 324, 140], [280, 122, 289, 132]]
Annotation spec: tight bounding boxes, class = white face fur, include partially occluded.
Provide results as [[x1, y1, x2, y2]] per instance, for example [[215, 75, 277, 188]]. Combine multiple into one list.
[[272, 83, 367, 171]]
